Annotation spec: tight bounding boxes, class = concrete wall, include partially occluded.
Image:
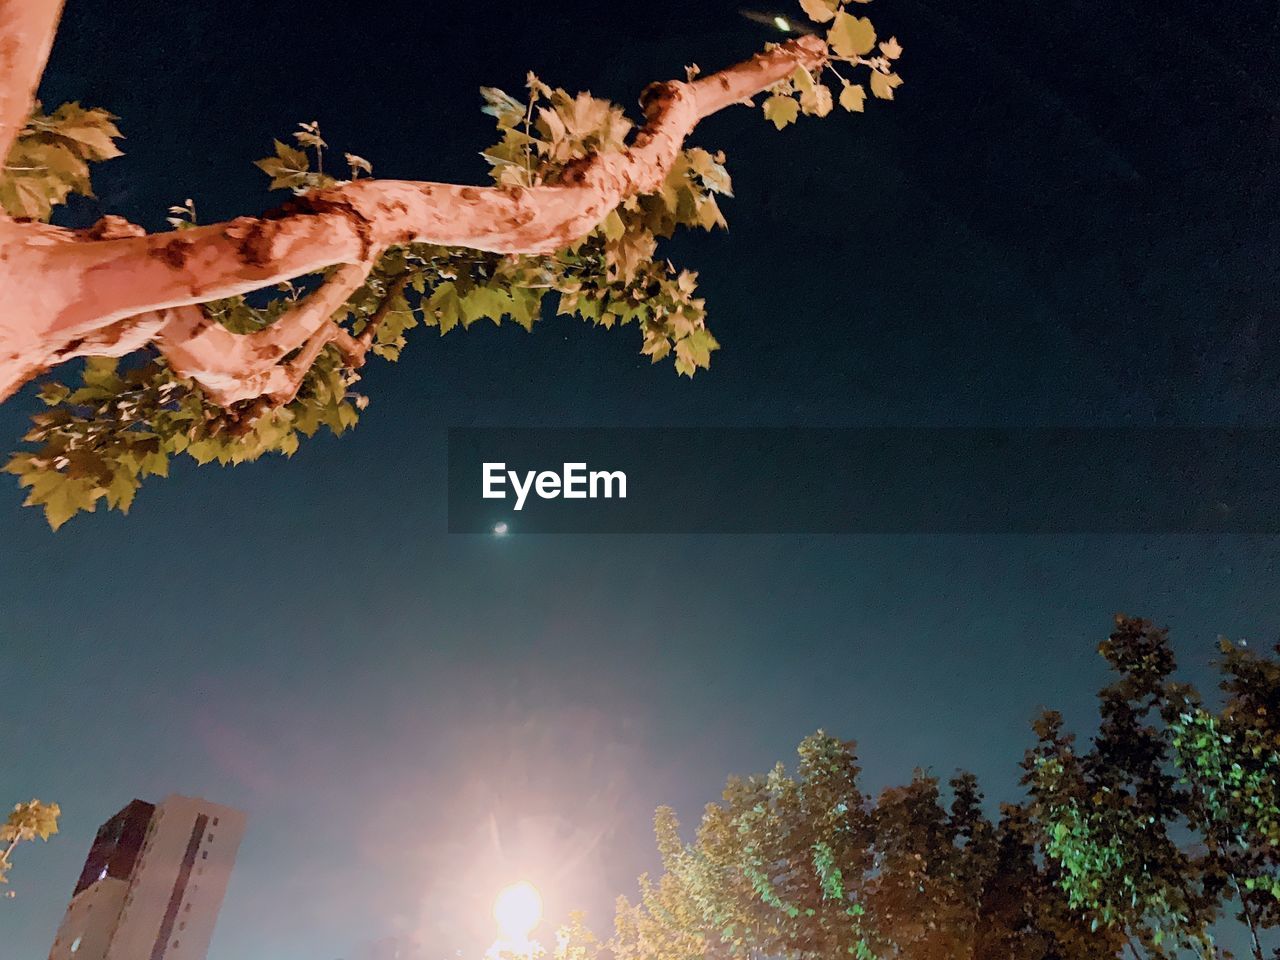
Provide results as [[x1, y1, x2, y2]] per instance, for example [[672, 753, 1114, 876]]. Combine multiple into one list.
[[47, 877, 129, 960], [47, 796, 246, 960], [104, 796, 246, 960]]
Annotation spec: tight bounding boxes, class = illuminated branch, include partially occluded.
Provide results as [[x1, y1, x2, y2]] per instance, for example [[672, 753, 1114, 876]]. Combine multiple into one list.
[[0, 13, 826, 404], [0, 0, 64, 161]]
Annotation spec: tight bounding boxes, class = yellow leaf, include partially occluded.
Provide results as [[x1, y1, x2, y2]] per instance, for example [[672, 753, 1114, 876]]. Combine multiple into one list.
[[828, 12, 877, 59], [798, 0, 839, 22], [839, 83, 867, 112], [813, 85, 834, 117], [792, 67, 830, 116], [869, 70, 904, 100], [879, 36, 903, 59], [762, 94, 800, 130], [602, 209, 625, 242]]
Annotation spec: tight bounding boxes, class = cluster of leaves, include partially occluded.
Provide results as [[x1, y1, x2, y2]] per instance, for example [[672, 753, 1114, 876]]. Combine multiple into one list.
[[3, 344, 360, 528], [1, 800, 61, 893], [5, 189, 370, 527], [13, 7, 882, 528], [761, 0, 903, 130], [555, 617, 1278, 960], [1024, 618, 1279, 960], [606, 736, 1106, 960], [250, 83, 732, 375], [0, 101, 122, 220]]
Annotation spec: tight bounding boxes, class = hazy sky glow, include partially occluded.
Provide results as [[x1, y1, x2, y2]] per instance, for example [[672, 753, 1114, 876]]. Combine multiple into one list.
[[4, 1, 1280, 959]]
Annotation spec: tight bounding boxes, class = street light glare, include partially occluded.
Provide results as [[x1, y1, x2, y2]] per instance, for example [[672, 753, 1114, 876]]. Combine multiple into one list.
[[774, 15, 791, 31], [494, 881, 542, 942]]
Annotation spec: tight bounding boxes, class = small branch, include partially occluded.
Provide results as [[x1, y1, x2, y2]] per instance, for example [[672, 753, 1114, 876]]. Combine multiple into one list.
[[316, 273, 410, 382], [354, 274, 411, 353], [153, 261, 371, 405], [1227, 871, 1264, 960], [268, 320, 339, 406]]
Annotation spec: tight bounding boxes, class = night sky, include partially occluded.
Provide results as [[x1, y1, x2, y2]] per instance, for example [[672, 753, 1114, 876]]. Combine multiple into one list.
[[4, 1, 1280, 958]]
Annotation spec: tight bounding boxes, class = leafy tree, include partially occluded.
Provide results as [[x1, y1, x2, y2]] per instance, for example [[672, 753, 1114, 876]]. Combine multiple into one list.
[[0, 0, 904, 527], [1165, 638, 1280, 959], [0, 799, 60, 891], [1026, 618, 1280, 960], [603, 734, 1110, 960], [562, 617, 1277, 960]]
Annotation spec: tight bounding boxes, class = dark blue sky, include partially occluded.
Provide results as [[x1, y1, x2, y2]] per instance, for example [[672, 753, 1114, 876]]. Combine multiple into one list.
[[3, 1, 1280, 958]]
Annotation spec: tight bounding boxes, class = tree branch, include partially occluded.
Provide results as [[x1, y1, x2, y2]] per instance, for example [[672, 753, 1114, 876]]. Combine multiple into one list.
[[152, 261, 371, 406], [0, 33, 827, 403], [0, 0, 64, 161]]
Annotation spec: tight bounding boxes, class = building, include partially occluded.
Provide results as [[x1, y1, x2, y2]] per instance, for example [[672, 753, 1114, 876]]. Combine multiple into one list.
[[48, 795, 246, 960]]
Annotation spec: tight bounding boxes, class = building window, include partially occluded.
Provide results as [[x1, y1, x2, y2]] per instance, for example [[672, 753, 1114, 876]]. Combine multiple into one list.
[[211, 818, 219, 827], [201, 851, 208, 860]]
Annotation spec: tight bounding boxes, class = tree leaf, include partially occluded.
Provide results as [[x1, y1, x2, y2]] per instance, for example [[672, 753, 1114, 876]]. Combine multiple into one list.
[[762, 94, 800, 130], [798, 0, 839, 23], [869, 70, 904, 100], [828, 12, 877, 58], [839, 83, 867, 112]]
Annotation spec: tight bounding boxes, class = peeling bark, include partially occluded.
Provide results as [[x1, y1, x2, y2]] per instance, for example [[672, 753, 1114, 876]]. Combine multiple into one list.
[[152, 262, 372, 405], [0, 0, 826, 404], [0, 0, 63, 161]]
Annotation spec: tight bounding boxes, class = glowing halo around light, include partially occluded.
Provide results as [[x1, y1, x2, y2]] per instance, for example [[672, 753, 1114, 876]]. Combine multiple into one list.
[[493, 880, 542, 943]]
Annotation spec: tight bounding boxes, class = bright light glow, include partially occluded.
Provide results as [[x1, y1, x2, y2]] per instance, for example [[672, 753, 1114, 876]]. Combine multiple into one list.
[[494, 881, 542, 942], [493, 522, 509, 536], [774, 15, 791, 31]]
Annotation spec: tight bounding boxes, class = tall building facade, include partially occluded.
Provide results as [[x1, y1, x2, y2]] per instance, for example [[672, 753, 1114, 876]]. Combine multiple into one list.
[[48, 795, 246, 960]]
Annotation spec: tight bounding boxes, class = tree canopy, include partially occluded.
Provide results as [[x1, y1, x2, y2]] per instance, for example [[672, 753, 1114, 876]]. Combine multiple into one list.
[[0, 0, 903, 528], [545, 617, 1278, 960]]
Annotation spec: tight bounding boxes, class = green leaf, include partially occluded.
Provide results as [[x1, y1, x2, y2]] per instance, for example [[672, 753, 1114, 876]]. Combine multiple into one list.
[[21, 471, 98, 530], [427, 282, 462, 334], [461, 285, 515, 327], [509, 287, 544, 332], [480, 86, 526, 129], [253, 139, 311, 191]]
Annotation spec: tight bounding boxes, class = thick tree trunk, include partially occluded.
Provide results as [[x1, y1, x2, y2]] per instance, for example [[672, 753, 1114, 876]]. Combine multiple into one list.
[[0, 0, 825, 404]]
